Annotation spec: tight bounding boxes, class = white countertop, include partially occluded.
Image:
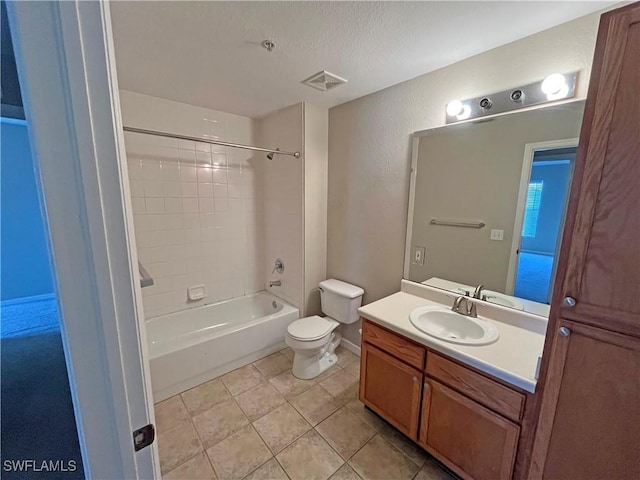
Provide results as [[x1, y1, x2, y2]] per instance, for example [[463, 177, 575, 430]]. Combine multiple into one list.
[[357, 280, 548, 393]]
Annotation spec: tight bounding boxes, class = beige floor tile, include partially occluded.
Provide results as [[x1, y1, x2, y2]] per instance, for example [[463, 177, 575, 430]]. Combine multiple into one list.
[[379, 424, 428, 467], [319, 369, 359, 403], [269, 371, 315, 400], [314, 363, 343, 383], [236, 383, 286, 421], [344, 399, 388, 431], [253, 352, 293, 379], [276, 430, 344, 480], [242, 458, 288, 480], [192, 399, 249, 448], [155, 395, 190, 433], [221, 365, 267, 396], [289, 384, 341, 426], [206, 425, 272, 480], [316, 407, 376, 460], [157, 421, 203, 474], [181, 379, 232, 416], [335, 346, 359, 368], [329, 464, 362, 480], [163, 452, 217, 480], [344, 361, 360, 379], [279, 347, 295, 360], [348, 435, 419, 480], [414, 457, 457, 480], [253, 403, 311, 454]]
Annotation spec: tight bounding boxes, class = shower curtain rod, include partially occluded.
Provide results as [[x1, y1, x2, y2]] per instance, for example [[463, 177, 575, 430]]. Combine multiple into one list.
[[123, 126, 301, 159]]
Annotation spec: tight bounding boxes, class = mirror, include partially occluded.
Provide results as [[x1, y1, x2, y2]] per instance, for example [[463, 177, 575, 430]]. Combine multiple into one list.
[[405, 100, 585, 316]]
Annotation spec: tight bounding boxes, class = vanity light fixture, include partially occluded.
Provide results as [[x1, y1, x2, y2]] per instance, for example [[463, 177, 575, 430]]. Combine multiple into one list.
[[445, 71, 578, 124]]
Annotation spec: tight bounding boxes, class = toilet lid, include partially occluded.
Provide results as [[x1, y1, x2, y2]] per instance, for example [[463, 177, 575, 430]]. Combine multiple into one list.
[[287, 316, 337, 341]]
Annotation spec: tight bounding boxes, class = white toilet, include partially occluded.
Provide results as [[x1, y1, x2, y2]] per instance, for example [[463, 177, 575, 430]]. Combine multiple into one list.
[[285, 279, 364, 380]]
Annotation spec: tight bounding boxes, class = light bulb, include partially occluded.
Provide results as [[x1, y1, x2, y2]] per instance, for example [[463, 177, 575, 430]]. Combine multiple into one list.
[[541, 73, 567, 96], [457, 105, 472, 120], [446, 100, 464, 117]]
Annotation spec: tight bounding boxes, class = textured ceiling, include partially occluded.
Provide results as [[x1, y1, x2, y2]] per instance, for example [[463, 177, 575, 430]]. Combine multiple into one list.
[[110, 1, 612, 118]]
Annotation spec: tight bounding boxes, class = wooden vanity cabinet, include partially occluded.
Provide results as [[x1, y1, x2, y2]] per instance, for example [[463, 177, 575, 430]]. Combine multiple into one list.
[[419, 379, 519, 480], [360, 318, 526, 480]]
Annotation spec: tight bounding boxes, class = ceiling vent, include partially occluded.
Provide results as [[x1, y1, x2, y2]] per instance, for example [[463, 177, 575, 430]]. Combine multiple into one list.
[[302, 70, 348, 92]]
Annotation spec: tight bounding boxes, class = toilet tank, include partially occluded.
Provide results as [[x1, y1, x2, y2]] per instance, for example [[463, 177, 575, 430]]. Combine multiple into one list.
[[319, 279, 365, 324]]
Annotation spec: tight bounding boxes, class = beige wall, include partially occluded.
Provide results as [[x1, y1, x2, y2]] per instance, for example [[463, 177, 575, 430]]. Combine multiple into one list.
[[328, 13, 601, 344], [303, 103, 329, 316], [409, 103, 584, 292], [257, 104, 305, 310]]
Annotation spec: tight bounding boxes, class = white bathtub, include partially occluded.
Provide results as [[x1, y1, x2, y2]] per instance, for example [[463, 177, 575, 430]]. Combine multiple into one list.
[[146, 292, 299, 401]]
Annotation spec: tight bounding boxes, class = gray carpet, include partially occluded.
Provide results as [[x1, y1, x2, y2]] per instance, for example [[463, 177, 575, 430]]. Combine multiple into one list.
[[1, 331, 84, 479]]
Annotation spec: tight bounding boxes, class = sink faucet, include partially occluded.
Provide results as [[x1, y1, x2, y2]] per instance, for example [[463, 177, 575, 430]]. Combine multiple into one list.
[[473, 284, 485, 299], [451, 295, 477, 318], [269, 280, 281, 288]]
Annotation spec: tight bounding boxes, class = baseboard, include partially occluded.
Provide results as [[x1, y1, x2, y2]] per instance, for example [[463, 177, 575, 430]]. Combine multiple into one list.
[[341, 338, 361, 357]]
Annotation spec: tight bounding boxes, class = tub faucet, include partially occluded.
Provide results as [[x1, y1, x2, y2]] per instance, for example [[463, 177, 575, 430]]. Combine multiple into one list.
[[269, 280, 281, 288], [452, 295, 477, 318]]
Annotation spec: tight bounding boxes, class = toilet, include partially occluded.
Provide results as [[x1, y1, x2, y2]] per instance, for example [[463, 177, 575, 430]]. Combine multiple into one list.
[[286, 279, 364, 380]]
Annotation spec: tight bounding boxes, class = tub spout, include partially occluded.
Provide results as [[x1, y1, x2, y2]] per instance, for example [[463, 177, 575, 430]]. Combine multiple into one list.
[[269, 280, 281, 287]]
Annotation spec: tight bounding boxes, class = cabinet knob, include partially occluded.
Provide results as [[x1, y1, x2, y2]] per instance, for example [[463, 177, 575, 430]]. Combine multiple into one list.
[[559, 327, 571, 337], [413, 376, 418, 382], [563, 296, 577, 307]]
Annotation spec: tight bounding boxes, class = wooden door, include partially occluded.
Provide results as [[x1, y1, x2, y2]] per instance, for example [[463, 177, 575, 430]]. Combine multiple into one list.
[[419, 379, 520, 480], [552, 2, 640, 336], [359, 342, 422, 439], [536, 321, 640, 479]]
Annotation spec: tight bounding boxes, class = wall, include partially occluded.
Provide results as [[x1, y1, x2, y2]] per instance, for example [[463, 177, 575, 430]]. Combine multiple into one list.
[[121, 91, 262, 318], [257, 104, 305, 310], [303, 103, 329, 316], [0, 119, 54, 300], [328, 12, 601, 344], [408, 104, 583, 292]]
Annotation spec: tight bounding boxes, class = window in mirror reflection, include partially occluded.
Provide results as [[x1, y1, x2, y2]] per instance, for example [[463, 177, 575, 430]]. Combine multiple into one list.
[[513, 147, 576, 304]]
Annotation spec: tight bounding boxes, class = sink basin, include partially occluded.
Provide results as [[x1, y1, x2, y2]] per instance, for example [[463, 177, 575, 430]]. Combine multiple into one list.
[[409, 306, 499, 345], [482, 291, 524, 310]]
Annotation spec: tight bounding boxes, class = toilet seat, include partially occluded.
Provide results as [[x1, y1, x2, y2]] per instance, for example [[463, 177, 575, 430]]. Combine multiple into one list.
[[287, 316, 338, 341]]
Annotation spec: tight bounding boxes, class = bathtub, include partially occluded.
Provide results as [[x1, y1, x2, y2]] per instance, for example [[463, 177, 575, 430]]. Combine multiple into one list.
[[146, 292, 299, 401]]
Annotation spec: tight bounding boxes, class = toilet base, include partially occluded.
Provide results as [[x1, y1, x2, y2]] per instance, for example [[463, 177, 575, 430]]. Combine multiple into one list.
[[291, 333, 341, 380]]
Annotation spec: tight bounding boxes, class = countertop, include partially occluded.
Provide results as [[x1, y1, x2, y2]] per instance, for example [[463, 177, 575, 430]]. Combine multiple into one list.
[[357, 280, 548, 393]]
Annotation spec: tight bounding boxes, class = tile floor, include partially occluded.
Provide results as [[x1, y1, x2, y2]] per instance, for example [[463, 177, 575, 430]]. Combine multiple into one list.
[[156, 346, 457, 480]]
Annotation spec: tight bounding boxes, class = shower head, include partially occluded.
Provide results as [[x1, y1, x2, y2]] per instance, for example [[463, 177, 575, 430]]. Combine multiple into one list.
[[267, 147, 280, 160]]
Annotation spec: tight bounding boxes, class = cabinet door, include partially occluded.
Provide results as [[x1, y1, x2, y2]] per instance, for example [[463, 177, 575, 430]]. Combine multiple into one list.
[[419, 379, 519, 480], [533, 321, 640, 479], [359, 342, 422, 439], [554, 3, 640, 335]]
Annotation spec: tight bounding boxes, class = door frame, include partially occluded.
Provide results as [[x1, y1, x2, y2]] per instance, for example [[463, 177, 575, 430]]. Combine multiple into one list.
[[505, 138, 578, 296], [7, 2, 158, 478]]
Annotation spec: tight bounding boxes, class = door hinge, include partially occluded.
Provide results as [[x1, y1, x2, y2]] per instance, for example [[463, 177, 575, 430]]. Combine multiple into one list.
[[133, 424, 155, 452]]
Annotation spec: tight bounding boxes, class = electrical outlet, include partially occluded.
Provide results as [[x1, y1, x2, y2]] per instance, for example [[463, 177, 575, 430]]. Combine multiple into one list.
[[413, 246, 426, 266], [490, 229, 504, 241]]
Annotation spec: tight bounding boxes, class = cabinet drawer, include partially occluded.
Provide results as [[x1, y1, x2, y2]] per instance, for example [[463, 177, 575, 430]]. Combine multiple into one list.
[[426, 352, 525, 423], [362, 319, 426, 369]]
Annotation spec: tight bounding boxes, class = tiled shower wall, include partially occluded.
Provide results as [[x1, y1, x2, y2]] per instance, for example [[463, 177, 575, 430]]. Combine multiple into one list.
[[121, 91, 263, 318]]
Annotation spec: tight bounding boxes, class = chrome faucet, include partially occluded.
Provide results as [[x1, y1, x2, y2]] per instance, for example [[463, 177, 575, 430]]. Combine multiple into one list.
[[451, 295, 477, 318], [269, 280, 281, 287], [473, 284, 485, 299]]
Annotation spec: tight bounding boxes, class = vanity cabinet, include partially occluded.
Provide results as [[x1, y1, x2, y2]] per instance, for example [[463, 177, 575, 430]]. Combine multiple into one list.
[[360, 318, 526, 480], [419, 379, 519, 480]]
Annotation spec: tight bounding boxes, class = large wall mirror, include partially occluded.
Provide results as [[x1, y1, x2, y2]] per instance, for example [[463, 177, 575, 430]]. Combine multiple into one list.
[[404, 100, 585, 317]]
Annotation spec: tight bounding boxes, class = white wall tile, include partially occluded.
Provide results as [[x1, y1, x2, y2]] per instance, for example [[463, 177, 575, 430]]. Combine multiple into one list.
[[123, 91, 262, 318]]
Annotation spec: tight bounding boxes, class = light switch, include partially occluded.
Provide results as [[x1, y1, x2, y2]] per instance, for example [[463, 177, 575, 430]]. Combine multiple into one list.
[[490, 229, 504, 241]]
